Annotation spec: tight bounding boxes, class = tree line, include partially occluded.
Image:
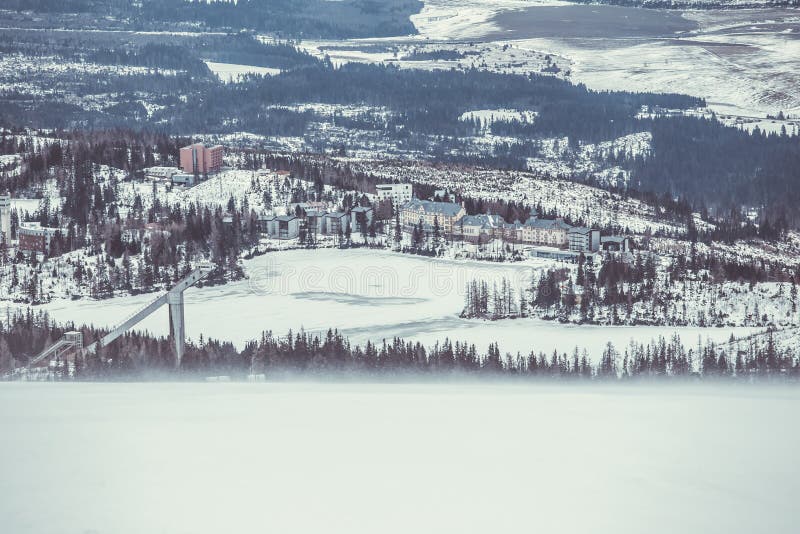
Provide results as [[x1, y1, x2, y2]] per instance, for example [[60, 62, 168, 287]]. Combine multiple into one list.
[[461, 251, 800, 327], [0, 0, 423, 39], [2, 308, 799, 382]]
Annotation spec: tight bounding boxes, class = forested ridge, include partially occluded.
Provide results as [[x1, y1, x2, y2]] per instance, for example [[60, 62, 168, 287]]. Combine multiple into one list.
[[0, 0, 423, 38], [0, 24, 798, 226]]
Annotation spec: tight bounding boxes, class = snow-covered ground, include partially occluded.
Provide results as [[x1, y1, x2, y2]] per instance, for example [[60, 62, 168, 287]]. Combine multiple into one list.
[[336, 156, 710, 235], [9, 197, 42, 214], [1, 382, 798, 534], [459, 108, 538, 127], [33, 249, 757, 357], [203, 61, 281, 83], [299, 1, 800, 120]]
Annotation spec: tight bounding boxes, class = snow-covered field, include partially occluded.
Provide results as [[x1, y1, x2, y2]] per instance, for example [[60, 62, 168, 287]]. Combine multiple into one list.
[[301, 1, 800, 119], [35, 249, 756, 357], [204, 61, 281, 82], [1, 382, 798, 534]]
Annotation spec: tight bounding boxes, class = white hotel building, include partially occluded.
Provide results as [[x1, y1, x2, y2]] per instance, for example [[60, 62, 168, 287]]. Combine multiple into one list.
[[375, 183, 413, 206]]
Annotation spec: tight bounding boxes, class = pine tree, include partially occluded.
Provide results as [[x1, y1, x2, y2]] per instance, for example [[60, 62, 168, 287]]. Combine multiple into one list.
[[393, 210, 402, 250]]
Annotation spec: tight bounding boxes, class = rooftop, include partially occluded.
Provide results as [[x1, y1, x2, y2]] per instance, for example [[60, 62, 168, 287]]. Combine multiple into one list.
[[568, 226, 594, 235], [522, 217, 572, 230], [460, 213, 505, 229], [405, 199, 463, 217], [376, 183, 409, 189]]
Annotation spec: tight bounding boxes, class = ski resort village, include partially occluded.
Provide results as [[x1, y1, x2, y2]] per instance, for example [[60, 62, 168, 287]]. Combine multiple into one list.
[[2, 133, 800, 382], [0, 0, 798, 386], [1, 2, 800, 532]]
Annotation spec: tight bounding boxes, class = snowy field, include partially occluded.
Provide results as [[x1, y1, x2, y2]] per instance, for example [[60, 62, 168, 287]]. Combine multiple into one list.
[[203, 61, 281, 83], [302, 0, 800, 119], [1, 382, 798, 534], [36, 249, 756, 357], [421, 2, 800, 118]]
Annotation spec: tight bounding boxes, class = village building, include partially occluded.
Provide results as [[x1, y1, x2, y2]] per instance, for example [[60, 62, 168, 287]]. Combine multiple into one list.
[[271, 215, 300, 240], [258, 214, 300, 240], [290, 201, 327, 215], [0, 193, 10, 246], [457, 213, 505, 243], [304, 209, 327, 235], [143, 167, 180, 182], [375, 183, 413, 206], [257, 214, 275, 235], [400, 199, 466, 236], [519, 217, 571, 248], [171, 173, 197, 187], [568, 227, 601, 253], [350, 206, 374, 234], [323, 212, 350, 236], [17, 222, 60, 254], [179, 143, 224, 175]]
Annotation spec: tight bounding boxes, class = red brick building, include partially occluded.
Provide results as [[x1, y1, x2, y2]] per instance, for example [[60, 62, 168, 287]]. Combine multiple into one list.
[[18, 223, 59, 254], [179, 143, 224, 174]]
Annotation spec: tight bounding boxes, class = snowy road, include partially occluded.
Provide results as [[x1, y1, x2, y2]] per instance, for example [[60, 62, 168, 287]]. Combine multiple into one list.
[[1, 382, 798, 534]]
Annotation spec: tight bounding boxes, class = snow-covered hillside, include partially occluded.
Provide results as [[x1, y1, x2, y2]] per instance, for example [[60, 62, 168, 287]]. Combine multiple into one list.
[[296, 1, 800, 120], [334, 156, 706, 235]]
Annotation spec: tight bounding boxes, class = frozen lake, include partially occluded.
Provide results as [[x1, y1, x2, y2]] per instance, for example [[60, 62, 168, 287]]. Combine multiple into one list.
[[1, 382, 798, 533], [37, 249, 757, 358]]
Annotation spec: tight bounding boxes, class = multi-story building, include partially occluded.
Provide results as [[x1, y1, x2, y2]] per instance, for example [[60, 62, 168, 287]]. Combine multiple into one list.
[[304, 209, 327, 235], [350, 206, 374, 234], [567, 227, 600, 253], [375, 183, 413, 206], [323, 212, 350, 236], [501, 221, 523, 242], [257, 214, 274, 235], [272, 215, 300, 240], [0, 193, 10, 246], [17, 222, 60, 254], [519, 217, 571, 248], [256, 214, 300, 240], [457, 213, 505, 243], [400, 199, 466, 236], [179, 143, 224, 175]]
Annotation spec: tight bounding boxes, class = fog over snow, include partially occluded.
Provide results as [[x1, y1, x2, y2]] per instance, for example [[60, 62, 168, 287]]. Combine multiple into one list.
[[1, 383, 798, 534]]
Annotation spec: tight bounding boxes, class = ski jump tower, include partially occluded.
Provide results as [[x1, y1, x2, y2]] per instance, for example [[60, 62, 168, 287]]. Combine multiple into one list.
[[0, 193, 11, 246], [26, 262, 214, 371]]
